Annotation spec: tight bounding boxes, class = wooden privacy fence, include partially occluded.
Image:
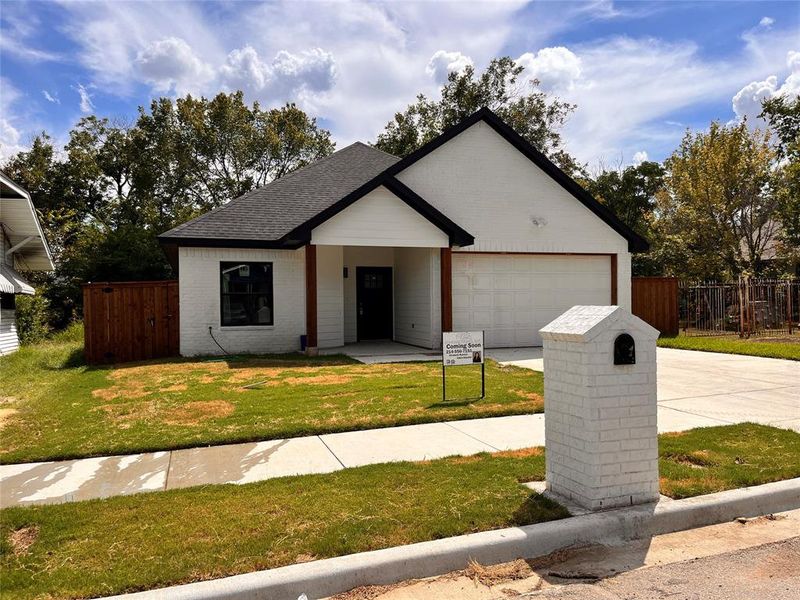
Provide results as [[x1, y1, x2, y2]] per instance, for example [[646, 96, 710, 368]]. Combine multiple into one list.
[[632, 277, 679, 336], [83, 280, 179, 364]]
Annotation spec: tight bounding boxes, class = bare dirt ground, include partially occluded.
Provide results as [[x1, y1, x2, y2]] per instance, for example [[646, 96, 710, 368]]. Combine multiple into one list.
[[330, 508, 800, 600]]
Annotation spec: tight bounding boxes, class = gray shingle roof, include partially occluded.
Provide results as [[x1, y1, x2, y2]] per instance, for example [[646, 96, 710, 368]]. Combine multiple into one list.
[[159, 142, 399, 243]]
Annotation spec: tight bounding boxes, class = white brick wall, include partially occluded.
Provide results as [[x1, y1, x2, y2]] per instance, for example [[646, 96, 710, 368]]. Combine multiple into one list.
[[178, 246, 306, 356], [541, 306, 660, 510]]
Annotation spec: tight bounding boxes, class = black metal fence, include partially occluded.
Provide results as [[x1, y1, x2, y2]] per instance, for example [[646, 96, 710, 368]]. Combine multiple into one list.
[[679, 278, 799, 337]]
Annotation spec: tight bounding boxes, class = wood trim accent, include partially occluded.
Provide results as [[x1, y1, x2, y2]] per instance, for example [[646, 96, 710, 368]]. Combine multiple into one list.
[[440, 247, 453, 333], [305, 244, 318, 348], [610, 254, 618, 305]]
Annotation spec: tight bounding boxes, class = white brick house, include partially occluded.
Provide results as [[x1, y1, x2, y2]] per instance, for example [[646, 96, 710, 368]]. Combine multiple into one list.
[[159, 108, 648, 356]]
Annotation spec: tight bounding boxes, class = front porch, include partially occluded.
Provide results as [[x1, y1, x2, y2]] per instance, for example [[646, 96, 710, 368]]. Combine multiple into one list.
[[307, 244, 454, 352], [319, 340, 441, 363]]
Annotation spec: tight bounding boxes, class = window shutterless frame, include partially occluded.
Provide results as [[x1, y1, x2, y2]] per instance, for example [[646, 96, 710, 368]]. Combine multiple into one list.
[[219, 261, 274, 327]]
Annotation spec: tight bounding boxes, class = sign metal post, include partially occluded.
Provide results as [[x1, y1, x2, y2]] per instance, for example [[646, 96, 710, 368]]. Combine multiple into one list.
[[442, 330, 485, 402]]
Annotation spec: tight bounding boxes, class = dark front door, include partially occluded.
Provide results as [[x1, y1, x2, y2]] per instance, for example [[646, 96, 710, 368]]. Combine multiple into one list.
[[356, 267, 393, 340]]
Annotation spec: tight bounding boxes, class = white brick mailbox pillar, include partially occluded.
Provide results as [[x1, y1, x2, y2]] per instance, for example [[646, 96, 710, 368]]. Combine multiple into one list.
[[539, 305, 660, 510]]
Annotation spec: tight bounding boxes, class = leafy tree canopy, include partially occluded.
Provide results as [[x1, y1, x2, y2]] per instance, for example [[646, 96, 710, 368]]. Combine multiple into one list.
[[761, 96, 800, 255], [2, 93, 334, 326], [656, 121, 778, 279], [374, 57, 581, 175]]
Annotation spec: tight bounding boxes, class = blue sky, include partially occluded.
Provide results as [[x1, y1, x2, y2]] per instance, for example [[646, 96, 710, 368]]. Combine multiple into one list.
[[1, 0, 798, 167]]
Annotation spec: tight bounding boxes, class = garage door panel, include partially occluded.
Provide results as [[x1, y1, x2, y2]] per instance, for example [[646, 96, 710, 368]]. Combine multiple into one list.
[[473, 274, 493, 290], [452, 274, 470, 290], [452, 254, 612, 347], [512, 274, 531, 289], [494, 292, 513, 308]]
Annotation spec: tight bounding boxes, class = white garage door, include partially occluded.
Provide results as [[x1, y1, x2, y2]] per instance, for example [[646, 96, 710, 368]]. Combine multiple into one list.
[[452, 254, 612, 347]]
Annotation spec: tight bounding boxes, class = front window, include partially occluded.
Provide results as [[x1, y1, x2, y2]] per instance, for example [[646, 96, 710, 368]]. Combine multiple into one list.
[[220, 262, 273, 326]]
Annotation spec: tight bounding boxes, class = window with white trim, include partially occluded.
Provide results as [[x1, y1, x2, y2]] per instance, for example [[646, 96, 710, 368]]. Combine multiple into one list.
[[220, 262, 274, 326]]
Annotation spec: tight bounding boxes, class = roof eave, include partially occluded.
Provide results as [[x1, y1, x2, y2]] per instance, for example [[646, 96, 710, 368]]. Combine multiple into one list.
[[156, 235, 304, 250]]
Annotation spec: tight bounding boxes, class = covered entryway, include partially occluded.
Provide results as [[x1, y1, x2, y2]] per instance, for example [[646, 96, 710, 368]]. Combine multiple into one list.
[[452, 253, 615, 347]]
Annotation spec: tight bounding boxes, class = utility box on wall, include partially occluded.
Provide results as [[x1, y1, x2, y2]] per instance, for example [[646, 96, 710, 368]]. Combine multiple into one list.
[[539, 305, 660, 510]]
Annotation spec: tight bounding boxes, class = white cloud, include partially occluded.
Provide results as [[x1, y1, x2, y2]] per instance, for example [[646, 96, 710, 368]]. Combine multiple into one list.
[[219, 46, 336, 100], [56, 0, 524, 143], [135, 37, 214, 93], [425, 50, 473, 84], [516, 47, 582, 91], [0, 36, 60, 62], [0, 118, 23, 162], [42, 90, 59, 104], [759, 17, 774, 28], [731, 50, 800, 124], [74, 84, 94, 113], [0, 4, 61, 63], [0, 79, 26, 161], [24, 0, 800, 167], [632, 150, 648, 165]]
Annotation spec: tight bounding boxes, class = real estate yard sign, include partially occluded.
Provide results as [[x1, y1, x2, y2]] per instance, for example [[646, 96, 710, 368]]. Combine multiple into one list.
[[442, 331, 485, 401]]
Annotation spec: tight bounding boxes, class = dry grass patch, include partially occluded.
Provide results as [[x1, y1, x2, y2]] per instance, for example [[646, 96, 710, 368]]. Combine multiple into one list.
[[283, 374, 354, 386], [493, 447, 544, 460], [465, 558, 534, 586], [0, 408, 19, 430], [164, 401, 235, 426], [509, 389, 543, 401], [8, 526, 38, 556]]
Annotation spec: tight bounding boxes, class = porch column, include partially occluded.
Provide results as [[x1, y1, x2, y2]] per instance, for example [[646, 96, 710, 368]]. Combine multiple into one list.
[[610, 254, 618, 305], [441, 247, 453, 332], [305, 244, 318, 352]]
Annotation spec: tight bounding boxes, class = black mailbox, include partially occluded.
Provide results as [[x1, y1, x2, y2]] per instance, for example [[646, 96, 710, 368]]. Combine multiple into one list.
[[614, 333, 636, 365]]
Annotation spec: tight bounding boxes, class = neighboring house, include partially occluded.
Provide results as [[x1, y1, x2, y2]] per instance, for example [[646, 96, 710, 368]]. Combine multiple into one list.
[[0, 172, 54, 355], [159, 108, 648, 356]]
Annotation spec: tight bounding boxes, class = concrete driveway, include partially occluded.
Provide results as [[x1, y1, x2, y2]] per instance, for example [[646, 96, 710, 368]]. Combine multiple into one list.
[[488, 347, 800, 433]]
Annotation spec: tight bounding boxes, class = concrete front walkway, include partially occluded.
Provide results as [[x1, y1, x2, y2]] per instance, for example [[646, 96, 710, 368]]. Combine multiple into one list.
[[320, 340, 440, 364], [1, 348, 798, 508]]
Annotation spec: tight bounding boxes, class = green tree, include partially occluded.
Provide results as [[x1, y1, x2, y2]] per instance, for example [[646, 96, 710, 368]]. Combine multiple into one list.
[[374, 57, 580, 174], [582, 161, 666, 275], [658, 121, 779, 279], [172, 93, 335, 209], [760, 96, 800, 271], [1, 92, 335, 329]]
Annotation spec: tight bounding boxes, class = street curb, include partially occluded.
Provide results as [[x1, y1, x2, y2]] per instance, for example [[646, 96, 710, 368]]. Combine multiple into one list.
[[106, 477, 800, 600]]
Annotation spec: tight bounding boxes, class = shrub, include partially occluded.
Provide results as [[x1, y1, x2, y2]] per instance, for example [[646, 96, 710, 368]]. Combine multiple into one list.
[[15, 293, 51, 344]]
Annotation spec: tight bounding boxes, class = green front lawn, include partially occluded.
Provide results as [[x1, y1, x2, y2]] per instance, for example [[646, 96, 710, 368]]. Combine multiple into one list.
[[0, 327, 543, 464], [1, 448, 563, 600], [2, 423, 798, 600], [658, 334, 800, 361]]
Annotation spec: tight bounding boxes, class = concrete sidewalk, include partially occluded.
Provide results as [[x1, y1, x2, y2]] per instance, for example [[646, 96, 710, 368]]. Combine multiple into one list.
[[2, 347, 798, 508]]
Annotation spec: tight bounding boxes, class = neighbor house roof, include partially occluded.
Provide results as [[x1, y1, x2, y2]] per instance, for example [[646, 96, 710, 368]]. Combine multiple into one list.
[[0, 264, 35, 295], [0, 171, 54, 273], [159, 108, 648, 253]]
